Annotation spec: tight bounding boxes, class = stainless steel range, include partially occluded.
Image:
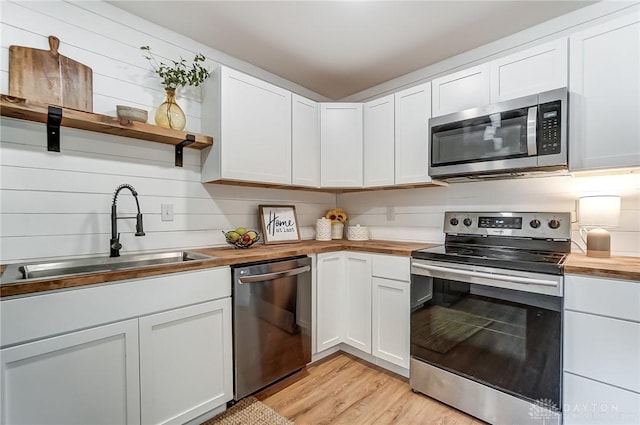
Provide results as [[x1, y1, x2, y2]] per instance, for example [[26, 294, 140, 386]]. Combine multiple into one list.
[[410, 211, 571, 425]]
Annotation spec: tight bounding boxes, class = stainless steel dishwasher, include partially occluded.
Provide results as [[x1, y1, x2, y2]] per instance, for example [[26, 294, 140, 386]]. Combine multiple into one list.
[[231, 255, 312, 400]]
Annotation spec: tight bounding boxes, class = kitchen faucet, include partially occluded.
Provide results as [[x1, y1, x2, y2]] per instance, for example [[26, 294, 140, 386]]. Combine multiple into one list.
[[110, 184, 145, 257]]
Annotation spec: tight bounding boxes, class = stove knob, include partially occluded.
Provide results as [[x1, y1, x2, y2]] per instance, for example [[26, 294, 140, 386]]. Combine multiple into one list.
[[548, 219, 561, 229], [450, 218, 459, 226], [530, 219, 541, 229], [463, 218, 472, 227]]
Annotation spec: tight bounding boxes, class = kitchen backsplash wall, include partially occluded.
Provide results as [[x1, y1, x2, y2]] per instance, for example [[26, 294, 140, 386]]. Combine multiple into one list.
[[0, 1, 333, 263], [338, 174, 640, 257], [0, 117, 334, 263]]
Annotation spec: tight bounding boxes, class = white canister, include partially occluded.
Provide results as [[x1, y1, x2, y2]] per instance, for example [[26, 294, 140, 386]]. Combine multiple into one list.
[[347, 224, 369, 241], [315, 218, 332, 241], [331, 222, 344, 239]]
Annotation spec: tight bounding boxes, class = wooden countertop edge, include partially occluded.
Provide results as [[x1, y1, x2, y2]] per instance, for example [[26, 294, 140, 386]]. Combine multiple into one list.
[[564, 253, 640, 281], [2, 242, 638, 298], [0, 240, 434, 298]]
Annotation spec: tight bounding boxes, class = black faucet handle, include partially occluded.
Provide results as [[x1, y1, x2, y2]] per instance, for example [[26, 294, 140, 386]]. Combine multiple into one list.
[[135, 213, 145, 236]]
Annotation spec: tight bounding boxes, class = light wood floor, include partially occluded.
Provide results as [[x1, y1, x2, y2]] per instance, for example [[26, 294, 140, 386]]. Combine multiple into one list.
[[256, 352, 486, 425]]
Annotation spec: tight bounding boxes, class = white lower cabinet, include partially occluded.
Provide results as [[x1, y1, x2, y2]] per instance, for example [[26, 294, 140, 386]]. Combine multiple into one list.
[[316, 252, 344, 352], [0, 268, 233, 425], [563, 274, 640, 425], [372, 276, 410, 369], [316, 252, 410, 372], [1, 320, 141, 425], [139, 299, 232, 425], [343, 252, 372, 353]]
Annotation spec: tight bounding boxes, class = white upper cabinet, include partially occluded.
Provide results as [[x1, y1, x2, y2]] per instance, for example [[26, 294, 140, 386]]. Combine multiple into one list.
[[490, 38, 568, 102], [569, 14, 640, 171], [431, 64, 491, 117], [201, 66, 292, 185], [292, 94, 321, 187], [432, 39, 568, 117], [394, 82, 432, 185], [364, 94, 395, 187], [320, 103, 364, 188]]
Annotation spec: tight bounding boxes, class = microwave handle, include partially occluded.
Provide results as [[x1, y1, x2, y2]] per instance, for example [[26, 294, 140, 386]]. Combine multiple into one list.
[[527, 106, 537, 155]]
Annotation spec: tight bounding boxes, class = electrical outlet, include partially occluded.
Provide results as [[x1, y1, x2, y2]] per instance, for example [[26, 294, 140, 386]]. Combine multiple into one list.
[[161, 203, 174, 221], [386, 206, 396, 221]]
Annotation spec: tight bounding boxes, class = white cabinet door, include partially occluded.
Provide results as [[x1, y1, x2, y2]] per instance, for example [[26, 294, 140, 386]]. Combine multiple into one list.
[[569, 14, 640, 171], [565, 275, 640, 322], [202, 66, 292, 184], [372, 276, 410, 369], [1, 320, 140, 425], [564, 310, 640, 393], [139, 299, 232, 425], [490, 38, 568, 103], [316, 252, 344, 352], [394, 82, 432, 185], [320, 103, 363, 188], [364, 94, 395, 187], [564, 372, 640, 425], [292, 94, 320, 187], [343, 252, 372, 353], [431, 64, 490, 117]]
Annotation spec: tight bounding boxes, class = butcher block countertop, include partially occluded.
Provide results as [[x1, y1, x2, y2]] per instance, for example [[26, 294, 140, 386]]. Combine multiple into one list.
[[2, 240, 638, 298], [564, 254, 640, 281], [0, 240, 433, 298]]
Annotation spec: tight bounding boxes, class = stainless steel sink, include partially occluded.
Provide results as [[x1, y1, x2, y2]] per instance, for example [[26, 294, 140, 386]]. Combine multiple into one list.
[[1, 251, 216, 284]]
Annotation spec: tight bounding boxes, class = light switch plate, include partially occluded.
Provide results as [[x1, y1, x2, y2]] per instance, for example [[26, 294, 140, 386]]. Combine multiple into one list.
[[386, 206, 396, 221], [161, 203, 174, 221]]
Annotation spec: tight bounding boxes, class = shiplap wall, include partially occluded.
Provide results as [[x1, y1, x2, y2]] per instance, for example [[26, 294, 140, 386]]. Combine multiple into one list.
[[0, 1, 334, 263], [1, 1, 639, 263], [339, 174, 640, 257]]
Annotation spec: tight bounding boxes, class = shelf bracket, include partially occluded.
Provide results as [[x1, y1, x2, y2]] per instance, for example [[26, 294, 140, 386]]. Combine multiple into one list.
[[175, 134, 195, 167], [47, 106, 63, 152]]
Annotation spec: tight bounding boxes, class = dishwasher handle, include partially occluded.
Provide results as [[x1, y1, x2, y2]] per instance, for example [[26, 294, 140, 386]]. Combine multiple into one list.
[[238, 265, 311, 284]]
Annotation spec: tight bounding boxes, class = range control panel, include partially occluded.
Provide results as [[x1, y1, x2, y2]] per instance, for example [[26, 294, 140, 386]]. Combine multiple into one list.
[[444, 211, 571, 239]]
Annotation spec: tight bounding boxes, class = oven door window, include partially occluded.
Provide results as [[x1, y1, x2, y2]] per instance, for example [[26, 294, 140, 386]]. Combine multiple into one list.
[[410, 275, 561, 407], [431, 107, 531, 166]]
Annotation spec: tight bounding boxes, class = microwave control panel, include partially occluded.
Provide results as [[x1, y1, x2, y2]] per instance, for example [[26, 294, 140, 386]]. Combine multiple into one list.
[[539, 100, 561, 155]]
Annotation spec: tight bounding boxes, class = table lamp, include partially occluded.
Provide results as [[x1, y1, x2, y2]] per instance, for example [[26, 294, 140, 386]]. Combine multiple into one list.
[[578, 195, 621, 258]]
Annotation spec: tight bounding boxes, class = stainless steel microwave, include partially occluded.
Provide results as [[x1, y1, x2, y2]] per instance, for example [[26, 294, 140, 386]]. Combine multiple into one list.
[[428, 88, 567, 180]]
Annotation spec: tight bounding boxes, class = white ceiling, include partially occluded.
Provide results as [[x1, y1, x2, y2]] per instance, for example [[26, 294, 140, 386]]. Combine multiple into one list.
[[109, 1, 595, 100]]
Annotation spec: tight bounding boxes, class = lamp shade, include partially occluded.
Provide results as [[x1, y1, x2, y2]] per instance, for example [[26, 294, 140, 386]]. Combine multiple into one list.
[[578, 195, 621, 227]]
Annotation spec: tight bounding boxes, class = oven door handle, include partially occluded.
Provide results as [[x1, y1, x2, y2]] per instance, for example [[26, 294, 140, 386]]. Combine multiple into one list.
[[412, 263, 558, 287]]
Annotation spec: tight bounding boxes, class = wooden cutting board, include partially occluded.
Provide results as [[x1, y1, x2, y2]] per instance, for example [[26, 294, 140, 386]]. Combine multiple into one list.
[[9, 35, 93, 112]]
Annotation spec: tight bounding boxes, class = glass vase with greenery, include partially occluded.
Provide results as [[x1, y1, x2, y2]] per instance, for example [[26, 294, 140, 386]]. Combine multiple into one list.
[[141, 46, 210, 130]]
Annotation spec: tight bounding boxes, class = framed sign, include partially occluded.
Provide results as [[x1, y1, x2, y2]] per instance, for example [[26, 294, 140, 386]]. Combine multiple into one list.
[[258, 205, 301, 244]]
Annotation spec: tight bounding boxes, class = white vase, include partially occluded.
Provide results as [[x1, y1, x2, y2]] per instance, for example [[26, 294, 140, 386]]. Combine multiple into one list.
[[331, 222, 344, 239]]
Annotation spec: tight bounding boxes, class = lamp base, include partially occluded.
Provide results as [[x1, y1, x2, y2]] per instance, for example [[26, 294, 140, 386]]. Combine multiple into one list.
[[586, 228, 611, 258]]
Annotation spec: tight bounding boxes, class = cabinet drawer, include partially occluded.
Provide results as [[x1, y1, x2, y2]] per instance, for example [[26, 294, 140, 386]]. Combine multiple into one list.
[[371, 254, 410, 281], [564, 372, 640, 425], [1, 267, 231, 348], [564, 310, 640, 392], [565, 275, 640, 322]]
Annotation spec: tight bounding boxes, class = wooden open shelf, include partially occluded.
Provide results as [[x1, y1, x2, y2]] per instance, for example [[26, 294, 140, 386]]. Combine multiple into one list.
[[0, 94, 213, 149]]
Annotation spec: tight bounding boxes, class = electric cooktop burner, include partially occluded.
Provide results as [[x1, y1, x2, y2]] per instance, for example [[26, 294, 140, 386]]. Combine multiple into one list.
[[412, 244, 568, 275], [411, 211, 572, 275]]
